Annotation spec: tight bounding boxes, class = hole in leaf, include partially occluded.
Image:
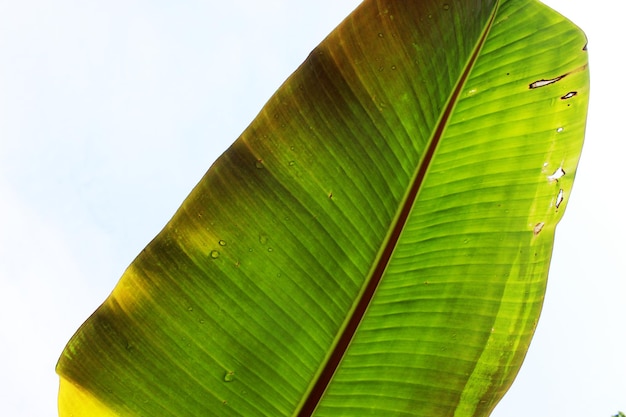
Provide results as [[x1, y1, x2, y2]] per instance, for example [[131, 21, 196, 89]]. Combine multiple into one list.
[[548, 167, 566, 182], [555, 189, 564, 209], [561, 91, 577, 100], [529, 74, 567, 89]]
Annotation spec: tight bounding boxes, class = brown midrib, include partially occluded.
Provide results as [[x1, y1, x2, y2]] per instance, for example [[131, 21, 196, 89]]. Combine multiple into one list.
[[297, 6, 498, 416]]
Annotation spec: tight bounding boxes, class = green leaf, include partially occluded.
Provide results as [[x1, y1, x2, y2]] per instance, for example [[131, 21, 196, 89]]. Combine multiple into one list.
[[57, 0, 589, 415]]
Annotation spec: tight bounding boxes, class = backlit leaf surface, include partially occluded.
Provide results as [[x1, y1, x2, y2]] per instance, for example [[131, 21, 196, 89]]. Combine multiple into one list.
[[57, 0, 589, 415]]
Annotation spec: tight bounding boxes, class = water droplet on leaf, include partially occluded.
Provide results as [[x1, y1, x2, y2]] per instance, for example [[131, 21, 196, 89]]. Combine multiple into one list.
[[210, 250, 220, 259], [224, 371, 235, 382]]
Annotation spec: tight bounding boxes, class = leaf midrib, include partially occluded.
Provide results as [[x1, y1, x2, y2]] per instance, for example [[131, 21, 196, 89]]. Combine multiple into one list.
[[296, 4, 500, 416]]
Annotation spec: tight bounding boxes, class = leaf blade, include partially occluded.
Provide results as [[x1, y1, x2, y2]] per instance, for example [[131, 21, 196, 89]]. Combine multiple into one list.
[[56, 0, 589, 416]]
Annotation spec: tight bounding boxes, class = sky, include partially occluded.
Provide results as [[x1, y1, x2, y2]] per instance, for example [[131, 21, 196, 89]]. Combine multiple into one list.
[[0, 0, 623, 416]]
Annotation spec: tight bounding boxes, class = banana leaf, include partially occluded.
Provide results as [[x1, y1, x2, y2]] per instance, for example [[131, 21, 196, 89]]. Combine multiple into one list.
[[56, 0, 589, 415]]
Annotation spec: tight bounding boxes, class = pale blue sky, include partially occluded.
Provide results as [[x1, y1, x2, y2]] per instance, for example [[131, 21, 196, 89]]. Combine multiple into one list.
[[0, 1, 623, 416]]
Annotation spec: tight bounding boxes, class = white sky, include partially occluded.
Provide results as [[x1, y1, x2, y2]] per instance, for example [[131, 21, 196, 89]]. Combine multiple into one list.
[[0, 1, 623, 416]]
